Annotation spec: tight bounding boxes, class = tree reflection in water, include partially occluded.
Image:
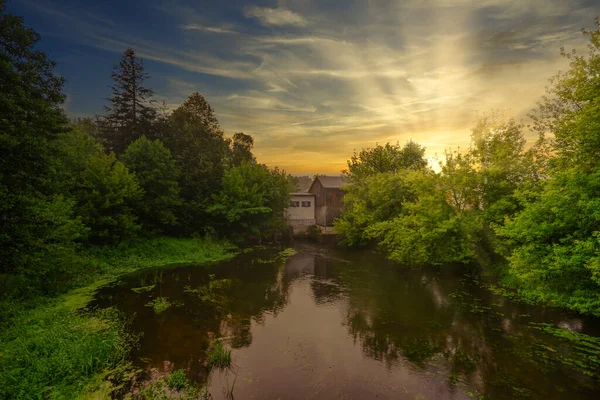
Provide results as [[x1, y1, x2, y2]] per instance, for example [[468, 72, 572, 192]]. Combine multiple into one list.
[[91, 243, 600, 399]]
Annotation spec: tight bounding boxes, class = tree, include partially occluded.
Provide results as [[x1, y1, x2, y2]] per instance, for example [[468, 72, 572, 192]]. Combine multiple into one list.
[[529, 18, 600, 173], [334, 171, 417, 246], [98, 48, 156, 154], [469, 115, 536, 224], [439, 149, 480, 215], [496, 20, 600, 315], [121, 137, 182, 233], [208, 162, 291, 242], [58, 125, 142, 244], [162, 92, 230, 231], [0, 1, 84, 280], [230, 132, 256, 166], [344, 140, 427, 184], [364, 170, 480, 265]]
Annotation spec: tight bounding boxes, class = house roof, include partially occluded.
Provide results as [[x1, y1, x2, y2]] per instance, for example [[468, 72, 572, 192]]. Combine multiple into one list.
[[312, 175, 346, 189], [291, 192, 315, 196]]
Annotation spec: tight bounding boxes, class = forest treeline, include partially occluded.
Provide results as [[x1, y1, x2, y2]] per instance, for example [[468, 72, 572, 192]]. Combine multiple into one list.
[[335, 18, 600, 315], [0, 3, 292, 299]]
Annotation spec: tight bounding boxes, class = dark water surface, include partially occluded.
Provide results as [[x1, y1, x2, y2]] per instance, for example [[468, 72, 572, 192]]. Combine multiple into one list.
[[91, 243, 600, 399]]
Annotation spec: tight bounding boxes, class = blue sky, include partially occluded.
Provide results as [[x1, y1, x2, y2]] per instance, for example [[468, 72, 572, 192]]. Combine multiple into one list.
[[8, 0, 600, 173]]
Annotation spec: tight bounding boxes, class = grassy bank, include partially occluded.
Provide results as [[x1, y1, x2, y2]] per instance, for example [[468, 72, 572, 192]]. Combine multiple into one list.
[[0, 237, 234, 399]]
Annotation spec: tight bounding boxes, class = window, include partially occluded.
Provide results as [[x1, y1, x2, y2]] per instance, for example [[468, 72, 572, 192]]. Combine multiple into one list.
[[290, 201, 299, 207], [301, 201, 311, 207]]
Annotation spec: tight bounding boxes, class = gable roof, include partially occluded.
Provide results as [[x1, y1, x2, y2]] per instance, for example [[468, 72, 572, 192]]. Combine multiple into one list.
[[311, 175, 346, 190]]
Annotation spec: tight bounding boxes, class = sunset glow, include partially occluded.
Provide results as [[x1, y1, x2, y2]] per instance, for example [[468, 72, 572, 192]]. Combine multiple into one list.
[[10, 0, 600, 173]]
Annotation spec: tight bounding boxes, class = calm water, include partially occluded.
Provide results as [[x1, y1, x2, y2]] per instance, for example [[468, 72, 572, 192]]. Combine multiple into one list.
[[91, 243, 600, 399]]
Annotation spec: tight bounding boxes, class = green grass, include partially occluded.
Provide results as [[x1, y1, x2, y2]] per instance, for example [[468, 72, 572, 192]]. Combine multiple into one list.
[[85, 236, 234, 281], [0, 306, 135, 399], [165, 369, 187, 390], [207, 340, 233, 370], [0, 236, 233, 399]]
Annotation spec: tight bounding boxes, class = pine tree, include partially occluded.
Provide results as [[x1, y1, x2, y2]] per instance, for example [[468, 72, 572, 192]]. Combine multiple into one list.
[[99, 48, 156, 154]]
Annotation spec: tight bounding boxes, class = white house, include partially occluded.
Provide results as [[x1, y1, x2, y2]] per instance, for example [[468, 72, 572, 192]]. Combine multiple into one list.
[[285, 192, 316, 233]]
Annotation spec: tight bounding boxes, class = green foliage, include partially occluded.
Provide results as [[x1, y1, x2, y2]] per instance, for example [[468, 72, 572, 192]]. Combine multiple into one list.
[[121, 136, 182, 233], [364, 170, 481, 264], [470, 115, 540, 224], [0, 306, 136, 399], [230, 132, 256, 167], [58, 126, 142, 244], [0, 236, 232, 399], [495, 20, 600, 316], [207, 341, 232, 370], [530, 18, 600, 173], [86, 236, 234, 279], [0, 3, 83, 282], [137, 371, 200, 400], [335, 170, 417, 246], [145, 297, 171, 314], [337, 113, 533, 266], [162, 92, 230, 232], [497, 171, 600, 314], [344, 140, 427, 184], [209, 162, 291, 241], [165, 369, 188, 391]]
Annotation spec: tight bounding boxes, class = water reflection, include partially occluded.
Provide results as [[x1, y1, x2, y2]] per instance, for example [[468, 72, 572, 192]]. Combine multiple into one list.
[[91, 243, 600, 399]]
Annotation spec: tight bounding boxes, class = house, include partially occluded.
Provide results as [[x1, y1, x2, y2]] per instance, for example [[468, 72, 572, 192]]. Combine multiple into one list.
[[285, 192, 316, 233], [308, 176, 346, 226]]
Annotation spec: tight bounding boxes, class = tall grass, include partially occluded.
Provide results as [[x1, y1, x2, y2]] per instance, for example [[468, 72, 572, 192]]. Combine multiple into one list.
[[85, 236, 234, 283], [0, 236, 233, 399], [0, 306, 134, 399], [207, 341, 233, 370]]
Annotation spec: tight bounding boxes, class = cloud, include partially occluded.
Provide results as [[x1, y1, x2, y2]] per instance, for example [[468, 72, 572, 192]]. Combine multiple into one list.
[[19, 0, 600, 173], [244, 6, 307, 27], [180, 23, 238, 34]]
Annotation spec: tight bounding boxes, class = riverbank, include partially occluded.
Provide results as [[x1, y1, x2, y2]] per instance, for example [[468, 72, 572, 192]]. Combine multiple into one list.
[[0, 237, 234, 399]]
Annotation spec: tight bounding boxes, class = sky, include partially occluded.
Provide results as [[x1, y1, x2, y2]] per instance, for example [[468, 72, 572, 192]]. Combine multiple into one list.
[[7, 0, 600, 174]]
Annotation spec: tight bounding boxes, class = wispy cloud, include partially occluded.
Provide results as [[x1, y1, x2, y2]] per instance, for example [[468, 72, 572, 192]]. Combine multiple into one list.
[[244, 6, 307, 27], [16, 0, 600, 173], [180, 23, 238, 34]]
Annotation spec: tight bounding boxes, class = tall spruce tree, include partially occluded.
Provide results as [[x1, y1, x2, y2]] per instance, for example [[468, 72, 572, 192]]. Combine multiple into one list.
[[99, 48, 156, 154]]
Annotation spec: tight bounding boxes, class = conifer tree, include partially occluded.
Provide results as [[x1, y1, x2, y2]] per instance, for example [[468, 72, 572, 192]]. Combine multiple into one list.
[[99, 48, 156, 153]]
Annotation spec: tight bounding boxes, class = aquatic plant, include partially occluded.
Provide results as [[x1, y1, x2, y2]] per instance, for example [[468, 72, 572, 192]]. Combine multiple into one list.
[[528, 322, 600, 378], [279, 248, 297, 259], [207, 341, 232, 370], [131, 284, 155, 294], [165, 369, 187, 390], [152, 270, 164, 284], [184, 279, 234, 307], [137, 370, 201, 400], [145, 297, 171, 314]]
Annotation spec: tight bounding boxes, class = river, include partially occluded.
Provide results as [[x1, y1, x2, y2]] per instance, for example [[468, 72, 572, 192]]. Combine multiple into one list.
[[90, 242, 600, 399]]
